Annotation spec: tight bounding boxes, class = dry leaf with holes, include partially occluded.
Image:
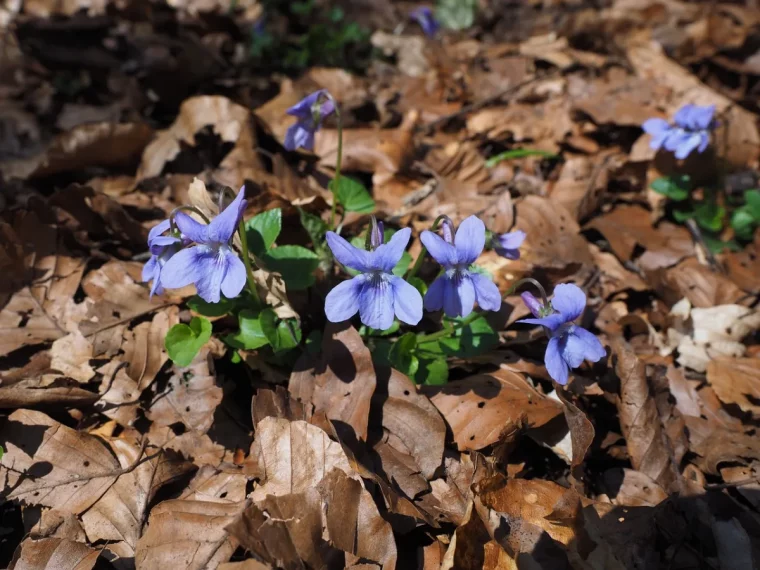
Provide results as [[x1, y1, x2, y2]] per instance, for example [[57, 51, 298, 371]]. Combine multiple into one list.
[[422, 370, 563, 451]]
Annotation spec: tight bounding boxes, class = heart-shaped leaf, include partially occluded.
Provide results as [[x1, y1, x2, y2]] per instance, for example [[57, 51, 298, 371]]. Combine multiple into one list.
[[165, 317, 212, 367]]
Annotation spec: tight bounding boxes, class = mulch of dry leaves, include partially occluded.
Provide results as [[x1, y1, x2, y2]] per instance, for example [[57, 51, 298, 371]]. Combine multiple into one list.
[[2, 0, 760, 568]]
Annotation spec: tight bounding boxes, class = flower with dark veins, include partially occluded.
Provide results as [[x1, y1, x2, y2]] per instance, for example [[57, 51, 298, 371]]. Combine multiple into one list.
[[325, 227, 422, 330], [284, 89, 335, 151], [160, 188, 248, 303], [422, 215, 501, 318], [519, 284, 606, 385]]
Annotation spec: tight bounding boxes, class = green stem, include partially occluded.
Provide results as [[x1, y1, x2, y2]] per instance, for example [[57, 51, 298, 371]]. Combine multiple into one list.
[[329, 101, 343, 231], [417, 311, 481, 345], [406, 215, 451, 280], [237, 219, 261, 307]]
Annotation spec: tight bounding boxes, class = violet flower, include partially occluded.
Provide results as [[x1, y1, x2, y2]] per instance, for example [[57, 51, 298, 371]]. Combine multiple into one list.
[[421, 215, 501, 318], [519, 284, 606, 385], [284, 90, 335, 152], [642, 103, 716, 160], [410, 6, 440, 37], [142, 216, 192, 297], [160, 189, 248, 303], [493, 230, 526, 260], [325, 227, 422, 330]]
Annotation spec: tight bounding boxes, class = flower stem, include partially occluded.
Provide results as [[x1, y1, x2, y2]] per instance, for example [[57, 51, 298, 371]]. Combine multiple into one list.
[[406, 214, 451, 280], [237, 219, 261, 307], [329, 100, 343, 231], [416, 311, 482, 345], [503, 277, 549, 306]]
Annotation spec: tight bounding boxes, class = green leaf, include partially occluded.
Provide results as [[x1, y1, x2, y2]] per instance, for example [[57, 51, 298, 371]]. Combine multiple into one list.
[[165, 317, 212, 367], [260, 308, 301, 353], [485, 148, 557, 168], [414, 357, 449, 385], [650, 175, 690, 201], [331, 177, 375, 213], [418, 315, 498, 358], [436, 0, 477, 30], [702, 234, 741, 254], [187, 295, 237, 317], [695, 202, 725, 233], [264, 245, 320, 290], [245, 208, 282, 255], [225, 310, 270, 350], [731, 208, 756, 240], [744, 189, 760, 219], [298, 208, 328, 247], [359, 320, 400, 337], [388, 332, 419, 377], [392, 251, 412, 277], [408, 276, 428, 297], [672, 208, 695, 223]]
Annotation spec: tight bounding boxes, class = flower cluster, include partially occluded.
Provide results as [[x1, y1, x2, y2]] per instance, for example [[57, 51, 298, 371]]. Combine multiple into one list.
[[325, 215, 510, 330], [519, 284, 606, 385], [143, 188, 248, 303], [642, 103, 716, 160]]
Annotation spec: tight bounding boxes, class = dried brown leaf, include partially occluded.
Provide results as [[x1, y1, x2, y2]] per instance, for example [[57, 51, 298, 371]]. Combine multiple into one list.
[[146, 347, 222, 434], [585, 205, 694, 271], [289, 324, 376, 441], [49, 331, 95, 383], [136, 96, 262, 190], [707, 357, 760, 417], [600, 468, 668, 507], [9, 537, 100, 570], [512, 195, 593, 272], [423, 370, 563, 451], [135, 499, 244, 570], [613, 338, 680, 490], [121, 307, 178, 391], [0, 409, 121, 513], [656, 257, 745, 308]]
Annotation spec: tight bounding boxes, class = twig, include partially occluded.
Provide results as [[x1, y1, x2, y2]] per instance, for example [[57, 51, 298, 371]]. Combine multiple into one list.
[[684, 219, 723, 273]]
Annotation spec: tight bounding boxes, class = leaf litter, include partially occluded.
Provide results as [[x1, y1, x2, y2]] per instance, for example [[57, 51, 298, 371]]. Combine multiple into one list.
[[2, 1, 760, 568]]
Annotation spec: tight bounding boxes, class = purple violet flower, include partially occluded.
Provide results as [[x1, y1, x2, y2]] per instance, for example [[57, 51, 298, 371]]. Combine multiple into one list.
[[410, 6, 440, 37], [642, 103, 716, 160], [160, 188, 248, 303], [519, 284, 606, 385], [421, 215, 501, 318], [493, 230, 526, 260], [325, 227, 422, 330], [142, 215, 193, 297], [284, 89, 335, 152]]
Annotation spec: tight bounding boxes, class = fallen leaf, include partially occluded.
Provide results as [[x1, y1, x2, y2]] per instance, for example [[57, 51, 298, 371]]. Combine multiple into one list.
[[613, 338, 680, 490], [136, 96, 263, 190], [707, 357, 760, 417], [49, 331, 95, 383], [9, 537, 100, 570], [1, 122, 153, 181], [121, 307, 179, 391], [135, 499, 244, 569], [655, 257, 745, 307], [0, 409, 121, 514], [600, 468, 668, 507], [585, 205, 694, 271], [146, 346, 222, 435], [676, 304, 760, 372], [289, 324, 376, 441], [423, 369, 563, 451]]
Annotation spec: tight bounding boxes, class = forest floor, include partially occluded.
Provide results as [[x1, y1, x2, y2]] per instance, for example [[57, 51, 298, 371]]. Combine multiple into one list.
[[2, 0, 760, 569]]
